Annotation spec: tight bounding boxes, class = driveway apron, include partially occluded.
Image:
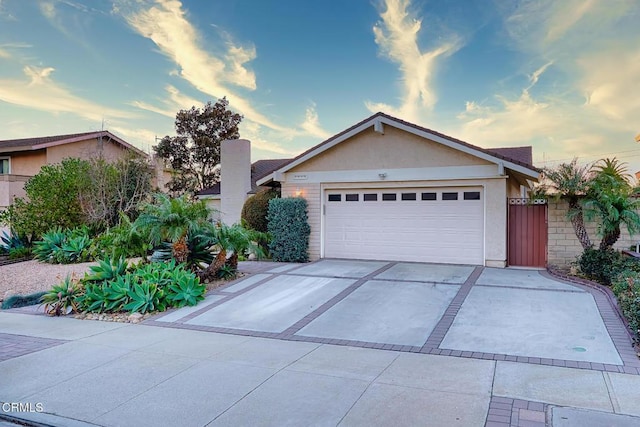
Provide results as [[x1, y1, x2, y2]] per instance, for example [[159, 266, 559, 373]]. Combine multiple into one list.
[[148, 259, 634, 372]]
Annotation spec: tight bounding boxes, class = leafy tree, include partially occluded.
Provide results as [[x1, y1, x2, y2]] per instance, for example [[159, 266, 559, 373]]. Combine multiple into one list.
[[4, 159, 89, 238], [133, 193, 211, 263], [154, 98, 243, 196], [1, 156, 154, 239], [543, 159, 593, 249]]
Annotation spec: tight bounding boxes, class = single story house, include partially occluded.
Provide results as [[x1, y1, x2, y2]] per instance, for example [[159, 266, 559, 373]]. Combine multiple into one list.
[[0, 131, 169, 212], [205, 112, 540, 267]]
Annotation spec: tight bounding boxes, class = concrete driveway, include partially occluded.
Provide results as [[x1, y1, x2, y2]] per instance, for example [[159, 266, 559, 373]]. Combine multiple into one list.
[[150, 259, 631, 366]]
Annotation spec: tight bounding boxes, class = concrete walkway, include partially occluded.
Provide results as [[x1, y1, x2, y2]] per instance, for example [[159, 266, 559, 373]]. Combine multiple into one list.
[[1, 260, 640, 426]]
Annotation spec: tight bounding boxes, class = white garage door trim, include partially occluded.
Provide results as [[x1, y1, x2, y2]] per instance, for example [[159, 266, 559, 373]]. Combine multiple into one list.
[[321, 185, 485, 265]]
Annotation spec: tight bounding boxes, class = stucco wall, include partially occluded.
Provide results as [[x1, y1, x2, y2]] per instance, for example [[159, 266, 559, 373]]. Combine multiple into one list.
[[547, 199, 637, 267], [0, 175, 29, 209], [46, 138, 127, 164], [202, 199, 222, 223], [290, 126, 492, 173], [7, 150, 47, 176]]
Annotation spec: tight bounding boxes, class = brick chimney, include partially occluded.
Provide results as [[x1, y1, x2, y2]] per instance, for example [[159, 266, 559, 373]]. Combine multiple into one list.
[[220, 139, 251, 225]]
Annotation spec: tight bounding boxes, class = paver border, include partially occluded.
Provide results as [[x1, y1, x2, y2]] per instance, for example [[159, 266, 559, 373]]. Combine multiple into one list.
[[0, 332, 68, 362]]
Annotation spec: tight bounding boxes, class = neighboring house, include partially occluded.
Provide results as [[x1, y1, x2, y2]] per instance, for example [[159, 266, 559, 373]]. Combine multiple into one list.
[[258, 112, 540, 267], [0, 131, 168, 213]]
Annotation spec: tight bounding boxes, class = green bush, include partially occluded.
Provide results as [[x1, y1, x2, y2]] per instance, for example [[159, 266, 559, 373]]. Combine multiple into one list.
[[241, 188, 279, 233], [89, 213, 152, 261], [267, 197, 310, 262], [577, 248, 639, 285], [611, 271, 640, 340], [8, 247, 31, 259]]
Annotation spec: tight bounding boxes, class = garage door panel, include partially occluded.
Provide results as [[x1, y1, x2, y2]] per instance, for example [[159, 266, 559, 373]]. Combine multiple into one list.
[[324, 187, 484, 264]]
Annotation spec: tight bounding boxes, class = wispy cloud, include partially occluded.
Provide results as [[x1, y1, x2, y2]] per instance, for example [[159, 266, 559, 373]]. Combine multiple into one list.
[[116, 0, 286, 131], [366, 0, 461, 121], [453, 0, 640, 165], [130, 85, 203, 119], [0, 65, 133, 122], [299, 103, 331, 140]]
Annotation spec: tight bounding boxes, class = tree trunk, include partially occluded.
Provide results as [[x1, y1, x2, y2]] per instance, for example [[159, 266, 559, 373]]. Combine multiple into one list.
[[227, 252, 238, 270], [172, 235, 189, 264], [600, 226, 620, 250], [199, 248, 226, 282], [568, 200, 591, 249]]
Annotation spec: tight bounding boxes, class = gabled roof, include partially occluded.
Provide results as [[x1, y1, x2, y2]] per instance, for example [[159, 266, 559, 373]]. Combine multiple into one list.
[[197, 158, 290, 197], [257, 112, 540, 185], [0, 130, 147, 156]]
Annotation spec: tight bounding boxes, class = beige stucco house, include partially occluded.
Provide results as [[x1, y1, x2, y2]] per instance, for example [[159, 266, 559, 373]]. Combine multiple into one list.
[[0, 131, 169, 213], [255, 112, 540, 267]]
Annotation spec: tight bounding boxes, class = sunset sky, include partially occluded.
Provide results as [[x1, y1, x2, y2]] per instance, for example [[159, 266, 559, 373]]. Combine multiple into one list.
[[1, 0, 639, 172]]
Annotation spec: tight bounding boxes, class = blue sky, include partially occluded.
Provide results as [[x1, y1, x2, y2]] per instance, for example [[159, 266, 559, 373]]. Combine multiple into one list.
[[1, 0, 639, 172]]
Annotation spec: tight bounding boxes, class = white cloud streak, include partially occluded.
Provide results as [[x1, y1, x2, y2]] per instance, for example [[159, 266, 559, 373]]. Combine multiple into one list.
[[0, 65, 133, 122], [367, 0, 461, 121], [300, 103, 331, 139]]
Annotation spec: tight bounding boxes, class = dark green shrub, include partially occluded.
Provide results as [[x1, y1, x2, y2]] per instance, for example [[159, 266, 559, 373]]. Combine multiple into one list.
[[8, 247, 31, 259], [1, 291, 46, 309], [89, 213, 152, 260], [267, 197, 310, 262], [577, 248, 638, 285], [241, 188, 279, 233], [611, 271, 640, 340]]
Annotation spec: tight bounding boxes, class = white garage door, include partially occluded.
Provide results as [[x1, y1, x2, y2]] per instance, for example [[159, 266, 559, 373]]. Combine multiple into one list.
[[323, 187, 484, 264]]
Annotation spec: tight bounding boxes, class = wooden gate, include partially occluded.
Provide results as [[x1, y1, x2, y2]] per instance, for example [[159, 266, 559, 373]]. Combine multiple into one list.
[[508, 199, 547, 267]]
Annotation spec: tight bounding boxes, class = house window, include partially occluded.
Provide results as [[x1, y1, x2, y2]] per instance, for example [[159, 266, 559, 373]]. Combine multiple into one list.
[[328, 194, 341, 202], [345, 194, 359, 202], [401, 193, 416, 201], [463, 191, 481, 200], [0, 158, 9, 175], [364, 193, 378, 201], [442, 192, 458, 201], [421, 192, 437, 200], [382, 193, 397, 201]]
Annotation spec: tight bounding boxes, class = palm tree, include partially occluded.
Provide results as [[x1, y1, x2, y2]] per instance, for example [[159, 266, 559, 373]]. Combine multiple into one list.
[[584, 160, 640, 250], [199, 223, 266, 281], [133, 193, 210, 263], [544, 159, 593, 249], [591, 157, 631, 186]]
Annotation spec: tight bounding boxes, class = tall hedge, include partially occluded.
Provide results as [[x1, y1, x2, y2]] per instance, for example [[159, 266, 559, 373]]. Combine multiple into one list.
[[241, 188, 279, 232], [267, 197, 310, 262]]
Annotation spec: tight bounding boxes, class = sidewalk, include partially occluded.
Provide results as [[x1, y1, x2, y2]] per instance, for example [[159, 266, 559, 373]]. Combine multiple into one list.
[[1, 312, 640, 426]]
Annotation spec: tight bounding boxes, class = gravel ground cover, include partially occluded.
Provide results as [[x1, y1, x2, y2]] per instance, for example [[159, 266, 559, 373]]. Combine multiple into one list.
[[0, 260, 98, 302]]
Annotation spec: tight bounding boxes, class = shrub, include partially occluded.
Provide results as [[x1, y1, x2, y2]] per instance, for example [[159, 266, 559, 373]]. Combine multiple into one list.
[[241, 188, 279, 233], [267, 197, 310, 262], [577, 248, 639, 285], [1, 291, 46, 309], [89, 213, 152, 261], [8, 247, 31, 259], [611, 271, 640, 340]]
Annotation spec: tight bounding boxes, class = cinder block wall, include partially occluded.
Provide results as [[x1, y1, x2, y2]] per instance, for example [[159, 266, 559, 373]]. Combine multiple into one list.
[[547, 200, 638, 267]]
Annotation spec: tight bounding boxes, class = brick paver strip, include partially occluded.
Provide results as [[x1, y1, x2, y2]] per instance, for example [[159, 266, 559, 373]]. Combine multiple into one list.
[[485, 396, 548, 427], [0, 333, 67, 362], [420, 265, 484, 351]]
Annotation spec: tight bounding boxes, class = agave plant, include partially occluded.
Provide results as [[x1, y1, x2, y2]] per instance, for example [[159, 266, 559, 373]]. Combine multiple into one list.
[[62, 234, 92, 263], [124, 282, 165, 314], [84, 256, 128, 283], [40, 275, 83, 316], [33, 228, 66, 263], [167, 270, 206, 307]]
